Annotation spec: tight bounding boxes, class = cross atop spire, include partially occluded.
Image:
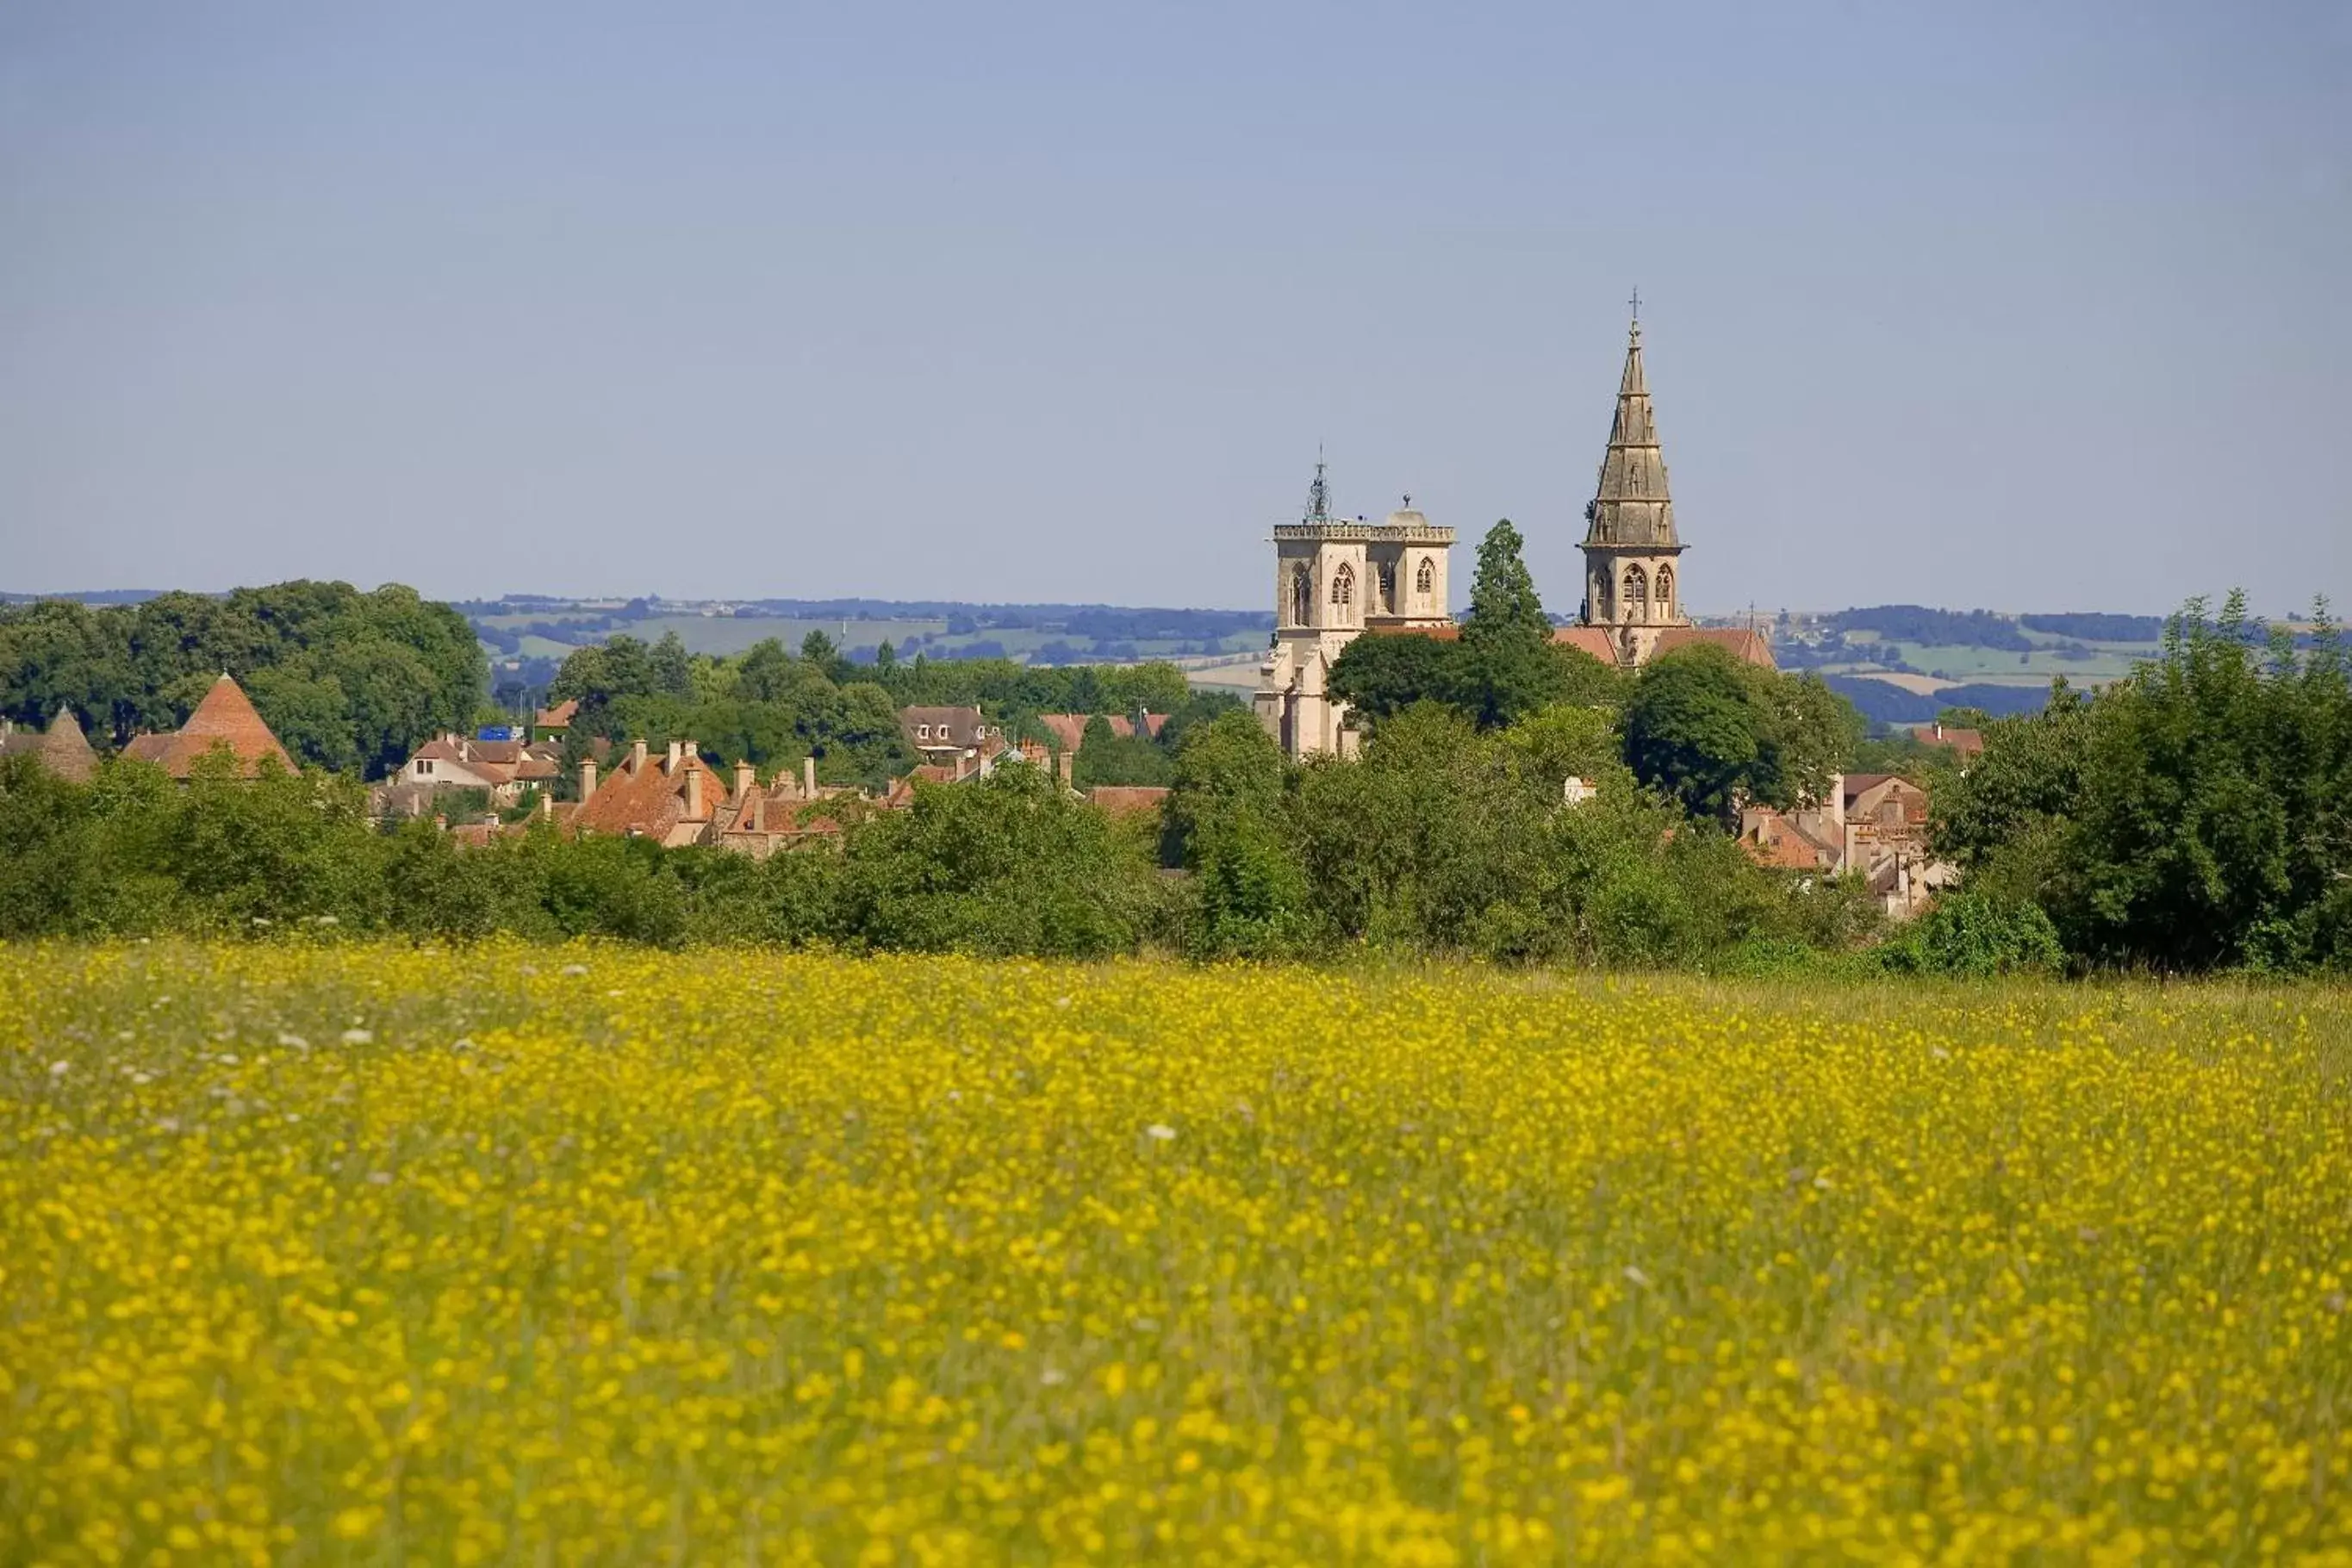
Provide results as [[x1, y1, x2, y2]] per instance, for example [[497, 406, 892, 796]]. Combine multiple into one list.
[[1581, 310, 1676, 549], [1627, 284, 1640, 324]]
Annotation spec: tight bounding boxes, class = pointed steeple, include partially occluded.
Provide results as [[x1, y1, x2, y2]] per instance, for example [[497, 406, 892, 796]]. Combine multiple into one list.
[[1580, 315, 1677, 549]]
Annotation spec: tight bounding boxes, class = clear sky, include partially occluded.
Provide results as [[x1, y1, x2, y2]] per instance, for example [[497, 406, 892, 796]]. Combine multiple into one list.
[[2, 2, 2346, 616]]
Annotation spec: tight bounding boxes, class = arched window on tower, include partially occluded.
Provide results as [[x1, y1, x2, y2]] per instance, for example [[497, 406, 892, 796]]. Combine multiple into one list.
[[1329, 563, 1354, 625], [1415, 557, 1434, 599], [1622, 564, 1649, 622], [1655, 565, 1674, 619], [1291, 565, 1313, 628]]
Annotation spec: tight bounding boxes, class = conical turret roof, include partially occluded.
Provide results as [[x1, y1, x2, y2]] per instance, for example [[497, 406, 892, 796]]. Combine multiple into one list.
[[0, 706, 98, 782], [1581, 319, 1677, 549], [121, 674, 295, 778]]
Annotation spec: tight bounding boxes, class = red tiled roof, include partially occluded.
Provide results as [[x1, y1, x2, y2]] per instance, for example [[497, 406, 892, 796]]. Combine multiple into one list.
[[1038, 713, 1169, 751], [1742, 811, 1839, 870], [1920, 724, 1986, 756], [1652, 626, 1776, 669], [122, 675, 296, 779], [1086, 786, 1170, 819], [571, 747, 722, 839], [534, 700, 579, 728], [1551, 626, 1620, 664]]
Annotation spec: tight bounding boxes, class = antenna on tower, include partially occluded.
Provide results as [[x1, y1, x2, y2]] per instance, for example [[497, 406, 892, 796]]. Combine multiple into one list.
[[1305, 444, 1332, 522]]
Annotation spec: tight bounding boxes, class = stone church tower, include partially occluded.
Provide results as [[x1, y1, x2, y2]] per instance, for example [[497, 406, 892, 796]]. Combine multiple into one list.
[[1575, 314, 1692, 666], [1254, 458, 1454, 759]]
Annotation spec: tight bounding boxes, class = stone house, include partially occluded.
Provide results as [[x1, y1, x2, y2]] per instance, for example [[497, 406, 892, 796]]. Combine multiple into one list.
[[1740, 772, 1958, 918]]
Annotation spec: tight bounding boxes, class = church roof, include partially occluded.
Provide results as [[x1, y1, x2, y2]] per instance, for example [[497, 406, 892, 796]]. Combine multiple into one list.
[[1652, 626, 1775, 669], [1581, 317, 1678, 551]]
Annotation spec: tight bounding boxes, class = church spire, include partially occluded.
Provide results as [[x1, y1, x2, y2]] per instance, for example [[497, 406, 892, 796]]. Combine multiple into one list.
[[1304, 445, 1333, 522], [1581, 311, 1677, 549]]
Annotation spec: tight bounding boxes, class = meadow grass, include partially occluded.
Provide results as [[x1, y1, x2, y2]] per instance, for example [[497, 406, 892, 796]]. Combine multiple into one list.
[[4, 943, 2349, 1564]]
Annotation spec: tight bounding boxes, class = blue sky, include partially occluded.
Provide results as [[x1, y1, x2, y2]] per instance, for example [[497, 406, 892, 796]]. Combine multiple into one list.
[[2, 1, 2346, 615]]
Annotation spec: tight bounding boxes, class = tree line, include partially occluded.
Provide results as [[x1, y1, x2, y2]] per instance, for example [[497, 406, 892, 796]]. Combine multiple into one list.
[[0, 582, 484, 778], [543, 630, 1235, 792], [1932, 594, 2352, 972]]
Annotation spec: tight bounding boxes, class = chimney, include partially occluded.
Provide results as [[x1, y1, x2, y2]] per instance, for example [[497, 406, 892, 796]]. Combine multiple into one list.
[[1825, 772, 1846, 833], [540, 791, 554, 822], [631, 738, 648, 772], [802, 756, 818, 798], [580, 758, 598, 800], [734, 759, 755, 802], [686, 761, 704, 819], [1056, 750, 1074, 788], [666, 740, 682, 773]]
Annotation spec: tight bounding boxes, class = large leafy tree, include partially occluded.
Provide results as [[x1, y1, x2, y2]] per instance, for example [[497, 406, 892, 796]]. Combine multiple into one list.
[[1622, 646, 1763, 822], [1328, 632, 1460, 726], [1623, 644, 1861, 824]]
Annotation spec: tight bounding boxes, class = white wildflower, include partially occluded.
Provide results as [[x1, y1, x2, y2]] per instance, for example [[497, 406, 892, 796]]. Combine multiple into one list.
[[1146, 1123, 1176, 1142]]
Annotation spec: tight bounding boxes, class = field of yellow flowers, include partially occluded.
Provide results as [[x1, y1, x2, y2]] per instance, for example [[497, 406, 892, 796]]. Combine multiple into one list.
[[3, 943, 2350, 1565]]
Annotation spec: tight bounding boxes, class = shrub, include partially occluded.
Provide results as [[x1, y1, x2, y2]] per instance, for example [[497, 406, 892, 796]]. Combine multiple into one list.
[[1877, 893, 2065, 977]]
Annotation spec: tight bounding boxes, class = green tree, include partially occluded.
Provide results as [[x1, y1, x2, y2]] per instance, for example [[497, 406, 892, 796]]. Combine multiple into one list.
[[1453, 520, 1562, 727], [1622, 646, 1763, 822], [1328, 632, 1460, 727]]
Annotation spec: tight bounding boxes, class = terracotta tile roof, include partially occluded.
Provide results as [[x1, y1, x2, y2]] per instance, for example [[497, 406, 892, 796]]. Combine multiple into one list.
[[121, 675, 296, 779], [0, 708, 98, 782], [1086, 786, 1170, 819], [534, 700, 578, 729], [1919, 722, 1986, 756], [1652, 626, 1776, 669], [1740, 808, 1840, 871], [1042, 713, 1171, 750], [571, 745, 723, 840], [1551, 625, 1620, 664]]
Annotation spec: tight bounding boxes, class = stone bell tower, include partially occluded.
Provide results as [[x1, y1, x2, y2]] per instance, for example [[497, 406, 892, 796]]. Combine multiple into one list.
[[1254, 455, 1454, 759], [1576, 308, 1692, 666]]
